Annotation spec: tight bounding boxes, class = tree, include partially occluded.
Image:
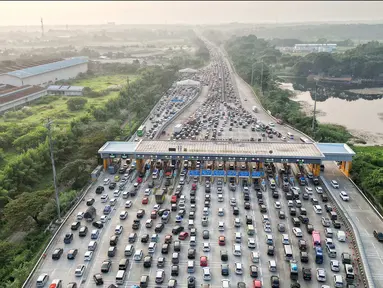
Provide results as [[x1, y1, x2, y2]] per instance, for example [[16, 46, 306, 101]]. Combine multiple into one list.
[[66, 98, 88, 111], [58, 159, 91, 189], [3, 190, 53, 229]]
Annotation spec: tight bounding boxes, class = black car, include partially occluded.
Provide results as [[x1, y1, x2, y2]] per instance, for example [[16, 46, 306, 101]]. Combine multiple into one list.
[[109, 182, 116, 190], [333, 220, 341, 229], [267, 245, 274, 256], [306, 224, 314, 234], [246, 215, 253, 224], [93, 274, 104, 286], [171, 265, 179, 276], [187, 276, 196, 288], [233, 207, 239, 215], [155, 223, 165, 233], [52, 248, 63, 260], [64, 233, 74, 244], [79, 226, 88, 237], [141, 234, 149, 243], [86, 198, 95, 206], [95, 186, 104, 194], [374, 230, 383, 242], [188, 248, 196, 259], [325, 204, 334, 213], [92, 221, 103, 229], [137, 209, 145, 218], [132, 220, 140, 230], [71, 221, 81, 231], [244, 202, 251, 210], [101, 260, 112, 273], [278, 211, 286, 219], [172, 225, 184, 235], [110, 235, 119, 246], [143, 255, 152, 268], [298, 215, 309, 224]]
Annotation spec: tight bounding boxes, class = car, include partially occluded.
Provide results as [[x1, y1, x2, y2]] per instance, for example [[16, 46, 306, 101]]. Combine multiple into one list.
[[330, 259, 340, 272], [157, 256, 166, 268], [331, 180, 339, 188], [230, 198, 236, 206], [67, 249, 78, 260], [168, 279, 177, 288], [52, 248, 63, 260], [86, 198, 95, 206], [235, 262, 243, 275], [144, 188, 151, 196], [340, 191, 350, 201], [93, 273, 104, 285], [374, 230, 383, 242], [250, 265, 258, 278], [179, 231, 189, 240], [248, 238, 256, 249], [115, 225, 123, 235], [101, 259, 112, 273], [274, 201, 281, 209], [203, 242, 211, 252], [316, 186, 324, 194], [137, 209, 145, 218], [316, 268, 326, 282], [64, 233, 73, 244], [71, 221, 81, 230], [321, 217, 331, 227], [74, 264, 86, 277], [293, 227, 303, 237], [277, 223, 286, 232], [187, 276, 196, 288], [305, 187, 313, 195], [203, 230, 209, 239], [120, 211, 128, 220], [77, 212, 84, 220], [333, 274, 343, 287], [125, 200, 132, 208], [218, 236, 226, 246], [263, 223, 271, 233], [92, 221, 103, 229], [200, 256, 208, 266], [84, 251, 93, 261], [325, 238, 333, 245], [142, 197, 149, 205]]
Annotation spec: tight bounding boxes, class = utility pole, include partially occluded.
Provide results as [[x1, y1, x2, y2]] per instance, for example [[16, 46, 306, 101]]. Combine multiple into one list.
[[40, 17, 44, 38], [251, 63, 254, 87], [46, 118, 61, 221], [312, 82, 318, 131], [260, 60, 264, 95]]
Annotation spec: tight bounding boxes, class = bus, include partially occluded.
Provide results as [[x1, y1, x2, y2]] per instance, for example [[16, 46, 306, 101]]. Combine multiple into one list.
[[287, 132, 294, 140], [315, 246, 323, 264], [344, 264, 355, 284], [290, 260, 299, 280], [284, 245, 293, 261], [312, 231, 321, 248], [300, 137, 312, 143], [155, 189, 166, 204], [137, 125, 146, 137]]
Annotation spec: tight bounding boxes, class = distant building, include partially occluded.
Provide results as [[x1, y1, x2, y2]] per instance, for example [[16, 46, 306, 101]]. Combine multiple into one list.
[[294, 44, 337, 53], [47, 85, 85, 96], [179, 68, 198, 74], [0, 84, 47, 113], [176, 79, 201, 88], [0, 57, 89, 87]]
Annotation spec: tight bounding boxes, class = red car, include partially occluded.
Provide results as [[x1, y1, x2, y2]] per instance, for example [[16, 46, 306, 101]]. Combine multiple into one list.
[[200, 256, 208, 267], [150, 211, 157, 219], [253, 280, 262, 288], [191, 183, 197, 191], [178, 231, 189, 240], [137, 177, 143, 184], [171, 195, 177, 204], [218, 236, 226, 246], [142, 197, 149, 205]]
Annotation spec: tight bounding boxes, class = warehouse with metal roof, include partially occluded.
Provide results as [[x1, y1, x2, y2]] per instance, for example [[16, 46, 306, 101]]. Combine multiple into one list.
[[0, 57, 89, 87], [47, 85, 85, 96]]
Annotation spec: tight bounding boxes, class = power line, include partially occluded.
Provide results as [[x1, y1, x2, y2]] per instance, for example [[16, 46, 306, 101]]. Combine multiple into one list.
[[45, 118, 61, 221]]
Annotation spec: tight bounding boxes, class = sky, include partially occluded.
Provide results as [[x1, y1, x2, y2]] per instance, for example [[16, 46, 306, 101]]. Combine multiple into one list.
[[0, 1, 383, 26]]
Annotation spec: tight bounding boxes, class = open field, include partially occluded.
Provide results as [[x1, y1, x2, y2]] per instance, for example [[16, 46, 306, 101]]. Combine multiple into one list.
[[70, 74, 136, 92]]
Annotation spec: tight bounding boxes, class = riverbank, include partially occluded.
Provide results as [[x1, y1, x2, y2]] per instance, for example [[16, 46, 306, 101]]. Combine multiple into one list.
[[281, 83, 383, 146]]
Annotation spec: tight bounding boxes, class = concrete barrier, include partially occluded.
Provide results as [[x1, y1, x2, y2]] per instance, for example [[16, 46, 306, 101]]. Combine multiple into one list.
[[320, 176, 375, 288], [22, 181, 96, 288]]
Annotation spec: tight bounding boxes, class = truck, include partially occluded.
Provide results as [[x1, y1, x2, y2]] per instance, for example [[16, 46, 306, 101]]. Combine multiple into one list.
[[84, 206, 96, 222], [155, 189, 166, 204], [174, 124, 183, 134], [252, 106, 258, 113]]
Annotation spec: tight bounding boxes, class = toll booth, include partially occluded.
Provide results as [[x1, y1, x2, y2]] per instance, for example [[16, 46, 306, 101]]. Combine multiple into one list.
[[201, 169, 212, 182], [189, 170, 200, 181], [238, 171, 250, 187], [227, 170, 238, 184], [251, 171, 264, 188], [213, 170, 226, 180]]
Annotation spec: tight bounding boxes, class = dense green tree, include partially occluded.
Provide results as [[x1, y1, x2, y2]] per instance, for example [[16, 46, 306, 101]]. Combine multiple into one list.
[[66, 98, 88, 111]]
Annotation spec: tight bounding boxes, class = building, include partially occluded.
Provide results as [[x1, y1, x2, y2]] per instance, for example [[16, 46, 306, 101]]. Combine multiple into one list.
[[179, 68, 198, 74], [0, 57, 89, 87], [294, 44, 337, 53], [47, 85, 85, 96], [176, 79, 201, 88], [0, 84, 47, 113]]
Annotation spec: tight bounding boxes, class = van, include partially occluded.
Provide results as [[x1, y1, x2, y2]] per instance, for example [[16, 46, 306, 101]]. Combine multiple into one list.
[[36, 273, 49, 287], [313, 205, 322, 214], [155, 269, 165, 284], [337, 230, 346, 242], [203, 267, 211, 281], [88, 241, 97, 251], [116, 270, 126, 285], [247, 224, 255, 235], [251, 251, 260, 263], [110, 198, 117, 206], [148, 242, 156, 254], [233, 244, 241, 256], [325, 228, 333, 238], [124, 244, 134, 256], [187, 260, 195, 273], [188, 220, 194, 229], [118, 258, 129, 270]]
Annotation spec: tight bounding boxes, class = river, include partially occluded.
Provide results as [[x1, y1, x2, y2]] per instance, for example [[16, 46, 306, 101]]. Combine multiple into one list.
[[280, 83, 383, 145]]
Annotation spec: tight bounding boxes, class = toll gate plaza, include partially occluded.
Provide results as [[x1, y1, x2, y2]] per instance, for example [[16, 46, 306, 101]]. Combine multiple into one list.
[[98, 140, 356, 178]]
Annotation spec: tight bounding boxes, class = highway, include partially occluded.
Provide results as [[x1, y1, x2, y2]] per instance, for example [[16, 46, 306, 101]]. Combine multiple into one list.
[[24, 34, 382, 288]]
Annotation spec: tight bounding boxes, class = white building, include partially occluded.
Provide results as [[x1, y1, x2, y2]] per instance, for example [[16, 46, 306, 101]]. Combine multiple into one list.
[[0, 85, 47, 113], [0, 57, 89, 87], [179, 68, 198, 74], [294, 44, 337, 53], [176, 79, 201, 87], [47, 85, 85, 96]]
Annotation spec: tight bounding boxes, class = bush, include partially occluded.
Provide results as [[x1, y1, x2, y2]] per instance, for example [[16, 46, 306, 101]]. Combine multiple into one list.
[[66, 98, 88, 111]]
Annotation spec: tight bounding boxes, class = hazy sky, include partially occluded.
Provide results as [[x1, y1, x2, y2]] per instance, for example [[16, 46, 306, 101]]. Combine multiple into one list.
[[0, 1, 383, 26]]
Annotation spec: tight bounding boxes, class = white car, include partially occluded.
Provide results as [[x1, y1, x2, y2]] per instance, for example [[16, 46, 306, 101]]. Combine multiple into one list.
[[234, 218, 241, 227], [218, 194, 224, 202], [316, 268, 326, 282], [305, 187, 313, 195], [75, 264, 86, 277], [125, 200, 132, 208], [119, 211, 128, 220], [235, 262, 243, 275], [218, 222, 225, 231], [315, 186, 323, 194], [263, 223, 272, 233], [340, 191, 350, 201], [113, 189, 121, 197], [321, 217, 331, 227], [101, 194, 109, 203], [313, 205, 323, 214], [84, 251, 93, 261], [77, 212, 84, 220], [103, 178, 111, 185], [145, 188, 152, 196], [330, 260, 340, 272], [248, 238, 256, 249], [230, 198, 236, 206], [153, 204, 161, 211], [287, 200, 294, 207], [325, 238, 333, 245], [218, 208, 224, 216], [262, 215, 270, 223], [333, 274, 343, 287], [269, 122, 275, 127], [221, 280, 230, 288], [274, 202, 281, 209], [100, 215, 108, 223], [331, 180, 339, 189], [292, 227, 303, 237], [115, 225, 123, 235], [203, 242, 211, 252]]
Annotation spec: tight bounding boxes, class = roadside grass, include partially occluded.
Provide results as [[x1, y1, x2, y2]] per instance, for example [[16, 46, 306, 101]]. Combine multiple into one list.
[[71, 74, 136, 91]]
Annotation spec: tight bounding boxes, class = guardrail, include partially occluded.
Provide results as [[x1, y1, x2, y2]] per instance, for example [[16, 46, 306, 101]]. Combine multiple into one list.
[[320, 176, 374, 288], [22, 181, 95, 288]]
